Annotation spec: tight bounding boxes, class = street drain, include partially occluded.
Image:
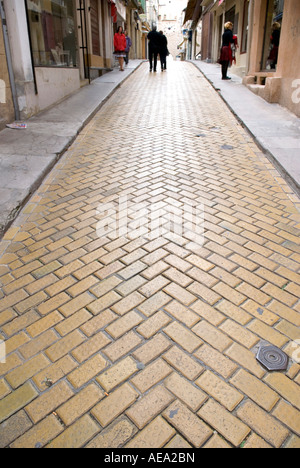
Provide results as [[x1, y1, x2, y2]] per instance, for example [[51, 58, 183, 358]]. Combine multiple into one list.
[[256, 345, 288, 371]]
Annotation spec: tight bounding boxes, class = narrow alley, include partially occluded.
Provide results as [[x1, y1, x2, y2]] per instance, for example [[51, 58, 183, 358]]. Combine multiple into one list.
[[0, 61, 299, 449]]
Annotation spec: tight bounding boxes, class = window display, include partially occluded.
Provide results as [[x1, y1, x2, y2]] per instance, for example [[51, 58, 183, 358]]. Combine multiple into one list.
[[26, 0, 78, 67], [261, 0, 284, 70]]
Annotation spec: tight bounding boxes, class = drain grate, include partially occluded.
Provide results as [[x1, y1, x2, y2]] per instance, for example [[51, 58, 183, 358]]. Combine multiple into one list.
[[256, 345, 288, 371]]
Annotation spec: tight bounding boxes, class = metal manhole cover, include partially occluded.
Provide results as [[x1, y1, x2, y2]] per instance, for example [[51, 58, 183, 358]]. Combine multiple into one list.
[[256, 345, 288, 371]]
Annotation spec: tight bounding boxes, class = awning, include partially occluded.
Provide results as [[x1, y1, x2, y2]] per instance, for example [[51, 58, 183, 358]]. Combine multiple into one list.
[[111, 2, 117, 23], [183, 0, 203, 25], [183, 0, 197, 24]]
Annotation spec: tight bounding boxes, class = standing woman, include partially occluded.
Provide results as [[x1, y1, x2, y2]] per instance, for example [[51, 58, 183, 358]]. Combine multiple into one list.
[[219, 22, 234, 80], [114, 26, 127, 71]]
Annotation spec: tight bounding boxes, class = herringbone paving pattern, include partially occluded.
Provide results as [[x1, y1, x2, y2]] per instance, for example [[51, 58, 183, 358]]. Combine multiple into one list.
[[0, 62, 300, 448]]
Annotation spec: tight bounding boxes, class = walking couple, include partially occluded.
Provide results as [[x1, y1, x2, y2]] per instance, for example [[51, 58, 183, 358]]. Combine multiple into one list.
[[147, 27, 169, 73]]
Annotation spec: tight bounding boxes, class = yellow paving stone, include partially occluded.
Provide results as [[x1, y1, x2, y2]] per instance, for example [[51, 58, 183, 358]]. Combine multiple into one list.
[[0, 383, 38, 423], [56, 383, 104, 426], [264, 373, 300, 410], [137, 310, 172, 339], [105, 310, 143, 339], [198, 399, 250, 447], [203, 434, 232, 449], [164, 400, 213, 448], [125, 416, 175, 448], [67, 354, 107, 389], [133, 333, 171, 365], [91, 383, 138, 428], [165, 300, 200, 327], [237, 401, 289, 448], [230, 369, 280, 411], [196, 370, 243, 411], [131, 358, 172, 393], [165, 321, 203, 353], [165, 372, 207, 411], [71, 331, 111, 363], [219, 319, 259, 349], [215, 299, 251, 325], [55, 309, 92, 337], [111, 291, 145, 316], [86, 417, 138, 448], [46, 414, 100, 448], [5, 354, 51, 389], [242, 434, 272, 449], [225, 342, 266, 379], [272, 400, 300, 435], [192, 320, 232, 352], [11, 414, 64, 448], [126, 385, 175, 429], [97, 356, 138, 392], [79, 309, 116, 336], [194, 343, 237, 379], [45, 329, 85, 362]]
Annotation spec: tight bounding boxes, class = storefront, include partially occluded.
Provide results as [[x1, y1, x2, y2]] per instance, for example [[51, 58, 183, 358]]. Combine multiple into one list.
[[25, 0, 78, 68], [260, 0, 284, 71], [243, 0, 300, 117]]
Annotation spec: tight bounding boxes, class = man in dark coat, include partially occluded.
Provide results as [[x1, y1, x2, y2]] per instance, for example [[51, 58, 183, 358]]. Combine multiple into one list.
[[147, 26, 162, 72]]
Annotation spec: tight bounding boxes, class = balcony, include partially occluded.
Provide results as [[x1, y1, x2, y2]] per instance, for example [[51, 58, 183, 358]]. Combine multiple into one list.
[[131, 0, 146, 13]]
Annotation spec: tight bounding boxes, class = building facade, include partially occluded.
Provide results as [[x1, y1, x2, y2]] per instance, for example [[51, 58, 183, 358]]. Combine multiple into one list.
[[243, 0, 300, 117], [184, 0, 300, 117], [0, 0, 145, 123], [158, 0, 186, 59]]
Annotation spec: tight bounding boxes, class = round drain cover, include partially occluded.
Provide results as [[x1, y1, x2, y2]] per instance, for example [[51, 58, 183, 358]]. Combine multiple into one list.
[[256, 345, 288, 371]]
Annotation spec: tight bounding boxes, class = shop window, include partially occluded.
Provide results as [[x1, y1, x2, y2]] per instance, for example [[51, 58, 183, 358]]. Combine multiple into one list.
[[225, 7, 238, 35], [261, 0, 284, 71], [26, 0, 78, 67]]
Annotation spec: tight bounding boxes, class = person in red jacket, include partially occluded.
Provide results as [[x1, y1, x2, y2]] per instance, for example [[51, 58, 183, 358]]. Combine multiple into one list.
[[114, 26, 127, 71]]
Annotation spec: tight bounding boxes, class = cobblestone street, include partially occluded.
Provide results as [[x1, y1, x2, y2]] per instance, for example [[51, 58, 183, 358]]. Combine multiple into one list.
[[0, 61, 300, 448]]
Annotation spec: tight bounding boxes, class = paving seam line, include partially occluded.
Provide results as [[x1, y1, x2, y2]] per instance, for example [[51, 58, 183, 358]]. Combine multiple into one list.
[[190, 61, 300, 200], [0, 61, 145, 240]]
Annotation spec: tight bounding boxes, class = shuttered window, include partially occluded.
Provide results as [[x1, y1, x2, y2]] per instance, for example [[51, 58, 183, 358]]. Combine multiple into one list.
[[90, 0, 100, 56]]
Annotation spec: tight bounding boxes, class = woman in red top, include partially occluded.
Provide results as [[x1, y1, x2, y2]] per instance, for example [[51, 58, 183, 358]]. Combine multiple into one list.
[[114, 26, 127, 71]]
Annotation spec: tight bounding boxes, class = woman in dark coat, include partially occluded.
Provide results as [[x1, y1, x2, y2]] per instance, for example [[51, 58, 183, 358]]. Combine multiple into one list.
[[159, 31, 169, 72], [219, 22, 234, 80]]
